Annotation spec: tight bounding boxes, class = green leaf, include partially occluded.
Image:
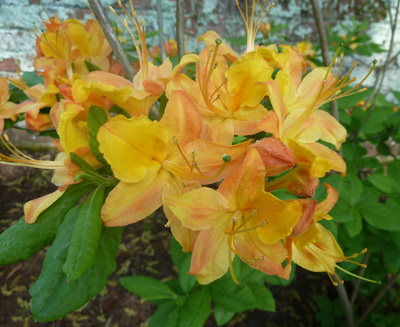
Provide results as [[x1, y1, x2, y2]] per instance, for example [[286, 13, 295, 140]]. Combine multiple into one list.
[[170, 238, 190, 268], [388, 160, 400, 187], [214, 303, 235, 326], [62, 185, 105, 282], [210, 277, 256, 312], [86, 106, 111, 170], [148, 301, 177, 327], [22, 71, 44, 86], [178, 287, 211, 327], [0, 182, 93, 266], [70, 152, 99, 176], [358, 187, 400, 231], [166, 306, 181, 327], [30, 205, 123, 322], [120, 276, 177, 301], [158, 93, 168, 119], [343, 209, 363, 237], [341, 174, 363, 205], [367, 173, 399, 193], [179, 255, 197, 294], [84, 60, 101, 72], [247, 282, 275, 311]]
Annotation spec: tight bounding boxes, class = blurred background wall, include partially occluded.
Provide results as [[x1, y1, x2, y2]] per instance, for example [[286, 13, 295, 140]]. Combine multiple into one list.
[[0, 0, 399, 94]]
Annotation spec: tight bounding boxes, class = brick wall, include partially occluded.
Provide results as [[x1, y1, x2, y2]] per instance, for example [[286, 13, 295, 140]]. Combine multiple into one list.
[[0, 0, 399, 94]]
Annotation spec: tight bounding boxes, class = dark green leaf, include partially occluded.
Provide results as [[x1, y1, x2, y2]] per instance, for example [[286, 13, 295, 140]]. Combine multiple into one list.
[[179, 255, 197, 294], [210, 277, 256, 312], [247, 282, 275, 311], [70, 152, 99, 176], [178, 287, 211, 327], [0, 182, 93, 265], [388, 160, 400, 187], [86, 106, 112, 171], [148, 300, 177, 327], [22, 71, 44, 86], [158, 93, 168, 119], [84, 60, 101, 72], [30, 206, 123, 322], [214, 303, 235, 326], [171, 238, 190, 268], [343, 209, 363, 237], [63, 185, 105, 282], [341, 174, 363, 205], [358, 187, 400, 231], [367, 173, 399, 193], [120, 276, 177, 301]]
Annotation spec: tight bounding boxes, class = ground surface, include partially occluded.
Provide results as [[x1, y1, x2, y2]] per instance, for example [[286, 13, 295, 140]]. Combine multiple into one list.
[[0, 149, 333, 327]]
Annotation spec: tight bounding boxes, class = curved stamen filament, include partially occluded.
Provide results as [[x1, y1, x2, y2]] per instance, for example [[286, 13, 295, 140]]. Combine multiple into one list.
[[236, 0, 274, 53], [110, 0, 149, 82], [0, 134, 64, 169], [335, 264, 381, 284]]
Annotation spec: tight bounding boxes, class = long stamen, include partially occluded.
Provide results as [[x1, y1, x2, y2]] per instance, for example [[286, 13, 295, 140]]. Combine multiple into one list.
[[236, 0, 274, 53], [0, 134, 64, 169], [335, 264, 381, 284], [228, 235, 241, 285], [111, 0, 149, 81], [173, 136, 192, 170]]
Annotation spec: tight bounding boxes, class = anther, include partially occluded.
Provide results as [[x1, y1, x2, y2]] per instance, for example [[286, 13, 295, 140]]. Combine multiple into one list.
[[222, 154, 231, 162]]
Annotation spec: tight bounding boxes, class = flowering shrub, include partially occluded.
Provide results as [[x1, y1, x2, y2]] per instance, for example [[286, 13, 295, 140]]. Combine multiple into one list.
[[1, 0, 395, 325]]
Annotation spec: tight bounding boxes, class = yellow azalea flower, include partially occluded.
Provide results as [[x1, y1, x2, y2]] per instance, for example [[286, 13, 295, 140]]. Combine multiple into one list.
[[0, 78, 20, 133], [72, 1, 199, 118], [34, 14, 113, 83], [296, 40, 317, 69], [168, 43, 278, 145], [166, 149, 303, 284], [258, 81, 346, 196], [97, 90, 250, 227], [7, 65, 58, 132]]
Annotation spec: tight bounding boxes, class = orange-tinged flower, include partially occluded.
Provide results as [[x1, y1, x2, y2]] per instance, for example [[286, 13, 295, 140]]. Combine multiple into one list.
[[296, 40, 317, 69], [166, 149, 303, 284], [0, 78, 21, 133], [97, 90, 250, 227], [72, 2, 199, 118], [168, 43, 277, 145]]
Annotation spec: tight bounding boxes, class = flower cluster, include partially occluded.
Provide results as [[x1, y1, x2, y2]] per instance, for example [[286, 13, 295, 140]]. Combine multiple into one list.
[[1, 0, 376, 287], [5, 13, 121, 132]]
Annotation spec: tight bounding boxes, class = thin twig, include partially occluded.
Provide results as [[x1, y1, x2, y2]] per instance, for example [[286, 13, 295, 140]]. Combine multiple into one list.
[[355, 270, 400, 327], [176, 0, 185, 61], [309, 0, 339, 123], [350, 251, 371, 305], [361, 0, 400, 126], [156, 0, 166, 62], [87, 0, 135, 80], [333, 276, 355, 327]]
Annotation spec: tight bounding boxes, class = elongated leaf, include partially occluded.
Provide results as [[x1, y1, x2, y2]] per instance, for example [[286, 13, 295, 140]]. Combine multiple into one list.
[[358, 187, 400, 231], [63, 185, 105, 282], [214, 303, 235, 326], [179, 255, 197, 294], [178, 287, 211, 327], [70, 152, 99, 176], [367, 174, 399, 194], [120, 276, 177, 302], [247, 282, 275, 311], [30, 205, 123, 322], [85, 60, 101, 72], [86, 106, 111, 170], [210, 277, 256, 313], [148, 300, 177, 327], [0, 181, 93, 265]]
